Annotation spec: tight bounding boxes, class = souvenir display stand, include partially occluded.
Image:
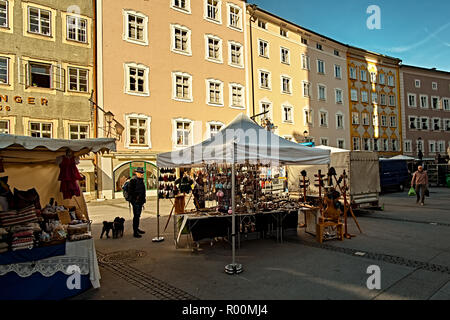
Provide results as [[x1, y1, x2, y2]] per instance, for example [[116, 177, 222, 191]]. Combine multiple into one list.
[[0, 134, 116, 300], [156, 114, 330, 274]]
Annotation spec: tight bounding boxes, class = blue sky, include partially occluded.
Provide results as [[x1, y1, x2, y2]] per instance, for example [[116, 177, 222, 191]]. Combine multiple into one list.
[[251, 0, 450, 71]]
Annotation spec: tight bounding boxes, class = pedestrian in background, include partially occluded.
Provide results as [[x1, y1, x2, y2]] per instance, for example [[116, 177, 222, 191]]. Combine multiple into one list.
[[411, 165, 429, 206], [128, 167, 147, 238]]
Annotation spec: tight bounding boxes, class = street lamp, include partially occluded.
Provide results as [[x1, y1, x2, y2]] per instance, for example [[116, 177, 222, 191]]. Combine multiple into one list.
[[303, 130, 309, 142], [104, 111, 114, 138]]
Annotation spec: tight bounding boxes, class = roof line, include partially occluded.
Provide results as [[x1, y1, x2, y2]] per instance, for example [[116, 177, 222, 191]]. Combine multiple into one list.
[[401, 64, 450, 76]]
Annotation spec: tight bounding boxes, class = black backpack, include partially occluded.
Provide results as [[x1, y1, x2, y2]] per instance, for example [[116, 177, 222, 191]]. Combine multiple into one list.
[[122, 180, 131, 202]]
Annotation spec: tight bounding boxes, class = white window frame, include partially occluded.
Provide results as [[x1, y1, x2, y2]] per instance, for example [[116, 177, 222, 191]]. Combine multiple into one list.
[[351, 89, 358, 102], [371, 92, 378, 105], [205, 34, 223, 63], [69, 123, 90, 140], [360, 69, 367, 82], [318, 84, 327, 101], [420, 94, 429, 109], [280, 47, 290, 65], [173, 118, 193, 148], [68, 67, 89, 93], [229, 83, 245, 109], [123, 10, 148, 46], [404, 140, 412, 153], [444, 98, 450, 111], [28, 6, 52, 37], [379, 73, 385, 85], [415, 79, 421, 88], [207, 121, 224, 139], [260, 101, 273, 122], [282, 104, 294, 124], [420, 117, 430, 131], [258, 39, 269, 58], [336, 112, 344, 130], [303, 107, 313, 126], [335, 88, 343, 104], [352, 112, 360, 125], [0, 0, 8, 29], [361, 90, 369, 103], [259, 69, 271, 90], [206, 78, 224, 107], [388, 75, 395, 86], [66, 15, 88, 44], [380, 93, 387, 106], [382, 138, 389, 152], [431, 96, 440, 110], [171, 0, 192, 14], [390, 115, 397, 128], [352, 137, 361, 151], [407, 93, 417, 108], [301, 54, 310, 70], [337, 139, 345, 149], [319, 109, 329, 128], [389, 95, 396, 107], [0, 56, 9, 85], [444, 118, 450, 132], [320, 137, 329, 146], [172, 71, 193, 102], [437, 140, 446, 153], [370, 72, 377, 83], [317, 59, 325, 74], [227, 3, 242, 31], [362, 137, 371, 151], [432, 82, 438, 91], [124, 63, 150, 97], [429, 140, 436, 154], [303, 81, 311, 98], [29, 121, 52, 138], [381, 115, 387, 127], [432, 117, 441, 131], [257, 19, 267, 30], [171, 24, 192, 56], [204, 0, 222, 24], [349, 67, 357, 80], [228, 41, 243, 68], [408, 116, 418, 130], [281, 75, 292, 95], [280, 28, 288, 37], [362, 113, 370, 126], [0, 119, 9, 133], [391, 139, 399, 152], [334, 65, 342, 79]]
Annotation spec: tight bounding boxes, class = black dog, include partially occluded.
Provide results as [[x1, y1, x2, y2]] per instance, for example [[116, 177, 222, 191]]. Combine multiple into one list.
[[100, 217, 125, 239]]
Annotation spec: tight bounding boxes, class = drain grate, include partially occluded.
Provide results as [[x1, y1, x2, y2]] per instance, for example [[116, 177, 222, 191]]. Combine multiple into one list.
[[287, 238, 450, 275], [97, 251, 199, 300]]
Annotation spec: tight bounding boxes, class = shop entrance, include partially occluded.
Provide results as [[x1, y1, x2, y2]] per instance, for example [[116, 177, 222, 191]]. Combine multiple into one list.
[[114, 161, 157, 192]]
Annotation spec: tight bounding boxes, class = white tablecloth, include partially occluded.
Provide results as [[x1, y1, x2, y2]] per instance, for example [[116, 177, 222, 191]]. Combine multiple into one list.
[[0, 239, 101, 288]]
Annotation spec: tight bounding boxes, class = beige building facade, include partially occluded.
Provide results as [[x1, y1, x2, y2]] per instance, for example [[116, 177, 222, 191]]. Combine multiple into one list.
[[245, 6, 350, 148], [0, 0, 96, 197], [96, 0, 248, 199]]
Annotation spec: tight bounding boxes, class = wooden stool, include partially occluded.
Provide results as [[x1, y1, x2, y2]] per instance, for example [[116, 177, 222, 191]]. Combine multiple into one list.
[[316, 220, 344, 244]]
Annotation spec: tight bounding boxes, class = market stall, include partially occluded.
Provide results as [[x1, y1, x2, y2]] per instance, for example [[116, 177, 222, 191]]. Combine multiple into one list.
[[0, 134, 116, 300], [157, 114, 330, 274]]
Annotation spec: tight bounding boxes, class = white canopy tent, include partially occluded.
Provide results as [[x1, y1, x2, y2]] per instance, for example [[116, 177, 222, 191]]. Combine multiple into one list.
[[156, 114, 330, 274]]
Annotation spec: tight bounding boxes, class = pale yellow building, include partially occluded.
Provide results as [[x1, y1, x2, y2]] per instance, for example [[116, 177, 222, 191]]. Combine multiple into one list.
[[96, 0, 248, 199], [245, 6, 350, 148]]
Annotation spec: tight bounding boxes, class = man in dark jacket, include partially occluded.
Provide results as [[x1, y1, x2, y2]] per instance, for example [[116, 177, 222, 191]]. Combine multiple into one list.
[[128, 167, 146, 238]]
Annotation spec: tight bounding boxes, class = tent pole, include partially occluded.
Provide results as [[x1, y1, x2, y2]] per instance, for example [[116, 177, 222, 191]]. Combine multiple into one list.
[[225, 142, 243, 275], [153, 166, 164, 242]]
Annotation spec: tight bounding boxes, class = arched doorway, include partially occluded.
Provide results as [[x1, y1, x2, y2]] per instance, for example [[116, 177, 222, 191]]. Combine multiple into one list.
[[114, 161, 158, 192]]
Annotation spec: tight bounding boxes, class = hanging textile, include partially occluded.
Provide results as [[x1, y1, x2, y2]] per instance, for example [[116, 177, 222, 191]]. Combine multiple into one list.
[[58, 155, 82, 200]]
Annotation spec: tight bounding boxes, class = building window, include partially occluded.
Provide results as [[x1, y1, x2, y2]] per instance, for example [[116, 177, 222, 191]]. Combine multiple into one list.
[[124, 11, 147, 44], [28, 7, 51, 36], [338, 139, 345, 149], [280, 28, 288, 37], [363, 138, 371, 151], [0, 0, 8, 28], [281, 76, 291, 94], [280, 47, 290, 64], [391, 139, 398, 152], [316, 43, 323, 50], [301, 55, 310, 70], [408, 94, 417, 107], [320, 138, 329, 146], [388, 75, 395, 86], [360, 70, 367, 82], [67, 16, 87, 43], [68, 67, 88, 93], [172, 26, 190, 54], [415, 79, 421, 88], [444, 98, 450, 111], [261, 102, 272, 121], [334, 50, 340, 56], [173, 0, 190, 12], [259, 40, 268, 58], [334, 65, 341, 79], [382, 139, 389, 152], [319, 111, 328, 127], [351, 89, 358, 102], [301, 38, 308, 45], [349, 67, 357, 80], [282, 106, 293, 123], [380, 94, 387, 106], [362, 113, 370, 126], [352, 112, 359, 125], [128, 117, 149, 146], [209, 123, 223, 138], [381, 115, 387, 127], [228, 4, 241, 30], [371, 92, 378, 104], [420, 95, 428, 108], [416, 140, 424, 153], [370, 72, 377, 83], [125, 64, 149, 96], [317, 60, 325, 74], [258, 19, 266, 29], [373, 114, 379, 127], [206, 35, 222, 62], [409, 116, 418, 130], [0, 119, 9, 133], [230, 84, 244, 108], [433, 118, 441, 131], [361, 90, 368, 103], [259, 71, 270, 89], [438, 140, 446, 153], [206, 0, 220, 22], [318, 85, 326, 101], [353, 137, 360, 151], [173, 72, 192, 101], [431, 97, 439, 110], [379, 73, 385, 85], [429, 140, 436, 154], [335, 89, 343, 104], [421, 117, 429, 130], [373, 139, 379, 152], [229, 42, 243, 67], [303, 82, 311, 97], [336, 114, 344, 129], [432, 82, 438, 90], [29, 62, 51, 88], [304, 109, 313, 126], [30, 122, 52, 138], [404, 140, 412, 153], [207, 80, 223, 105], [176, 121, 191, 146], [390, 115, 397, 128], [69, 124, 89, 140], [444, 119, 450, 131], [0, 57, 8, 84], [389, 95, 396, 107]]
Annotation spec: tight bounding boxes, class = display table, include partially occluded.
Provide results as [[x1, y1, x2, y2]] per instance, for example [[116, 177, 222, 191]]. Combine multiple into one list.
[[174, 210, 299, 248], [0, 239, 100, 300]]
